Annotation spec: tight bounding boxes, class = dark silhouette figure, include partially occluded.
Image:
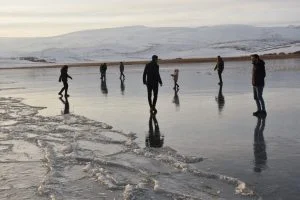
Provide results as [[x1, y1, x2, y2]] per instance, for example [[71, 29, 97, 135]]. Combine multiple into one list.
[[100, 63, 107, 81], [101, 79, 108, 96], [215, 84, 225, 115], [145, 114, 164, 148], [251, 54, 267, 117], [58, 65, 72, 97], [143, 55, 163, 114], [59, 96, 70, 114], [171, 69, 179, 91], [172, 89, 180, 109], [214, 56, 224, 85], [120, 79, 125, 95], [120, 62, 125, 80], [253, 116, 267, 173]]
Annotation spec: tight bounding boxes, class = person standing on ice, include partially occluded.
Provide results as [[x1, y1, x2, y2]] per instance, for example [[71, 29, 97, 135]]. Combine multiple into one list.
[[143, 55, 163, 114], [58, 65, 72, 97], [251, 54, 267, 116], [100, 63, 107, 81], [119, 62, 125, 80], [171, 69, 179, 91], [214, 55, 224, 85]]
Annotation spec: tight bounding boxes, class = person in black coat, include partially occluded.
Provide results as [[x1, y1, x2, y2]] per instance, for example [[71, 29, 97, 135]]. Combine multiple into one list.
[[251, 54, 267, 116], [58, 65, 72, 97], [143, 55, 163, 114], [100, 63, 107, 81], [214, 56, 224, 85], [119, 62, 125, 80]]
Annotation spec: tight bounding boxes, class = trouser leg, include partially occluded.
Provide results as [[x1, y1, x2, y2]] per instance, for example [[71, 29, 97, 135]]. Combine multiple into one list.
[[218, 71, 223, 83], [59, 87, 64, 94], [257, 86, 265, 111], [147, 86, 153, 108], [64, 82, 68, 96], [152, 85, 159, 108], [253, 87, 261, 111]]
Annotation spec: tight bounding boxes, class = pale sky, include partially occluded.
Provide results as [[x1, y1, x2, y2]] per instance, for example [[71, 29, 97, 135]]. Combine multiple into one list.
[[1, 0, 299, 37]]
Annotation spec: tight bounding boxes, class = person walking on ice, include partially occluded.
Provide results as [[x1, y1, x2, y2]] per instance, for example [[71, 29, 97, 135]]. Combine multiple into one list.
[[119, 62, 125, 80], [171, 69, 179, 91], [143, 55, 163, 114], [214, 55, 224, 85], [100, 63, 107, 81], [58, 65, 72, 97], [251, 54, 267, 116]]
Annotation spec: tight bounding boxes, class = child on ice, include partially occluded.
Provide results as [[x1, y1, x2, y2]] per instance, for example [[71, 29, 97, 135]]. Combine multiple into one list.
[[171, 69, 179, 91]]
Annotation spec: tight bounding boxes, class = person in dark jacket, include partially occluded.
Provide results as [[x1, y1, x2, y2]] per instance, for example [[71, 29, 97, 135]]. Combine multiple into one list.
[[214, 55, 224, 85], [100, 63, 107, 81], [143, 55, 163, 113], [119, 62, 125, 80], [58, 65, 72, 97], [251, 54, 266, 116]]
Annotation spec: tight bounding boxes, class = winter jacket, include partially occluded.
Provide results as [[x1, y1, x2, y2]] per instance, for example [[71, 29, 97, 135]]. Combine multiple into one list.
[[143, 61, 162, 86], [214, 60, 224, 72], [252, 59, 266, 87], [59, 67, 72, 82]]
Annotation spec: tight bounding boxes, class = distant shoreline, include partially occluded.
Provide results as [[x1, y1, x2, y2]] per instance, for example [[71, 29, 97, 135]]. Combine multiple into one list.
[[1, 53, 300, 70]]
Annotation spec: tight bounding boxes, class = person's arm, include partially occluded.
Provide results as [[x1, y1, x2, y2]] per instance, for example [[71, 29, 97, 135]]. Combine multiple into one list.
[[67, 74, 73, 79], [59, 75, 62, 82], [262, 64, 266, 78], [214, 64, 218, 71], [158, 66, 162, 86], [252, 66, 256, 86], [143, 64, 148, 85]]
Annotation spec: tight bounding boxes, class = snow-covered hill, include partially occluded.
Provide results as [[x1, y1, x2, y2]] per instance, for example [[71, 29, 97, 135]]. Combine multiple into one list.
[[0, 25, 300, 65]]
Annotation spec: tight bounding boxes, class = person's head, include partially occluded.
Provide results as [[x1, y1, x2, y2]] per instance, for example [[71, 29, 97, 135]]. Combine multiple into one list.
[[175, 69, 179, 72], [251, 54, 259, 63], [152, 55, 158, 63], [217, 55, 222, 61], [63, 65, 68, 71]]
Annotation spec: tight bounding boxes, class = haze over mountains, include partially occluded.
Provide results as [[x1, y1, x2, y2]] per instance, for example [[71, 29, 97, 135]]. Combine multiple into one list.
[[0, 25, 300, 65]]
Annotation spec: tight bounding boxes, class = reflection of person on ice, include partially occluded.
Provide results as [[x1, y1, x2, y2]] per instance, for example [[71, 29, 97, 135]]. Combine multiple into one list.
[[171, 69, 179, 91], [143, 55, 162, 114], [59, 95, 70, 114], [145, 113, 164, 148], [58, 65, 72, 97]]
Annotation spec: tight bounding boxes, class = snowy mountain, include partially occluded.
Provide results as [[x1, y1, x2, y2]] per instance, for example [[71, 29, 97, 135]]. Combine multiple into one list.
[[0, 25, 300, 65]]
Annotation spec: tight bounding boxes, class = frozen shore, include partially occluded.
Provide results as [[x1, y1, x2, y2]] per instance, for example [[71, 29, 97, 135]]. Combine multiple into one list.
[[0, 97, 259, 199]]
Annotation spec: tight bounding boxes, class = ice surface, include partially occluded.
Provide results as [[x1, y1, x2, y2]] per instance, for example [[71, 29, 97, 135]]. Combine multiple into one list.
[[0, 97, 259, 199], [1, 60, 300, 199]]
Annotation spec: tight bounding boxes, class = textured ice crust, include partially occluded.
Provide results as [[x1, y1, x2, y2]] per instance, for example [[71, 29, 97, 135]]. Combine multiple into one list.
[[0, 97, 260, 199]]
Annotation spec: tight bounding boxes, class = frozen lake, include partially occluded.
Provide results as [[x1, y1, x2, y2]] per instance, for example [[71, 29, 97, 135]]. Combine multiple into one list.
[[1, 58, 300, 199]]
